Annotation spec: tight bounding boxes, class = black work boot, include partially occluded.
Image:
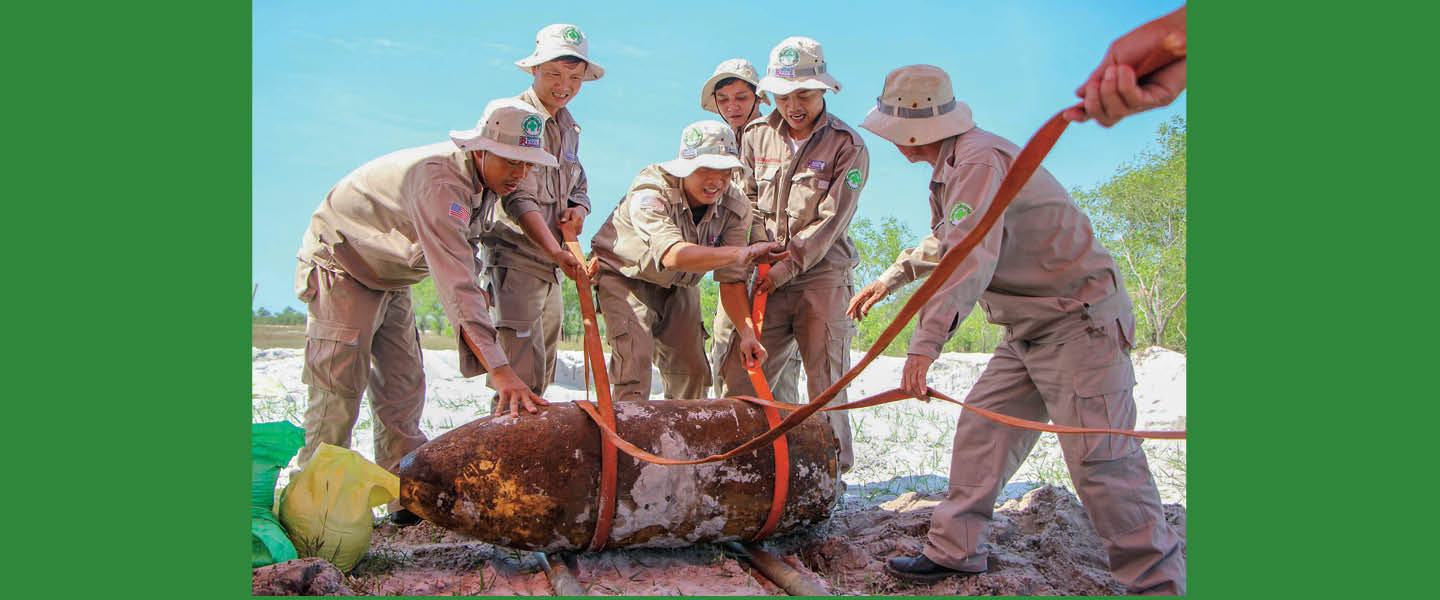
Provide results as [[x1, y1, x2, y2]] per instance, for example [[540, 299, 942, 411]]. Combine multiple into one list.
[[388, 509, 421, 527], [885, 554, 985, 584]]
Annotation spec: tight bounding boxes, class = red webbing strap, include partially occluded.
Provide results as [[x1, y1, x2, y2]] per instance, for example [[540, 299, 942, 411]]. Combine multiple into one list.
[[744, 263, 789, 542], [561, 228, 618, 552], [572, 44, 1188, 466]]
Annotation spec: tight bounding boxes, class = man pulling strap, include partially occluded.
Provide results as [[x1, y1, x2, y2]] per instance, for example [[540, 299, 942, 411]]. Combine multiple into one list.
[[698, 58, 806, 404], [849, 65, 1185, 594], [478, 23, 602, 405], [589, 120, 787, 402]]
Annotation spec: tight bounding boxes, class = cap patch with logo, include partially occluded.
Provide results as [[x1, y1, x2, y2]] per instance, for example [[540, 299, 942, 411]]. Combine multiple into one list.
[[522, 115, 542, 135], [948, 201, 974, 226], [520, 136, 542, 148], [680, 126, 704, 158], [561, 26, 582, 46], [844, 168, 864, 190]]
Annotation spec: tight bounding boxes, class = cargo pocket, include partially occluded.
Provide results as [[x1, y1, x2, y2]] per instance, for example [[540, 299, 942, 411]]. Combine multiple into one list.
[[302, 318, 364, 396], [1072, 361, 1140, 463], [824, 318, 855, 377], [497, 318, 534, 340]]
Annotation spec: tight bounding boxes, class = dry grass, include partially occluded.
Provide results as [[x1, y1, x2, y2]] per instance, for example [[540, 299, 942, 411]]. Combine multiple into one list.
[[253, 324, 455, 351], [254, 323, 586, 352]]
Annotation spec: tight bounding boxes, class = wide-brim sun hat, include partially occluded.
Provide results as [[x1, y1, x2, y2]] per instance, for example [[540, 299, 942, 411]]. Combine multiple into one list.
[[449, 98, 559, 167], [700, 58, 771, 113], [657, 120, 752, 178], [757, 36, 841, 96], [860, 64, 975, 146], [514, 23, 605, 81]]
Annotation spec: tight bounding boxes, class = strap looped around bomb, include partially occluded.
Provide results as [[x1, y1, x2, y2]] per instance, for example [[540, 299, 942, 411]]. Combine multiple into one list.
[[741, 263, 789, 542], [562, 228, 619, 552]]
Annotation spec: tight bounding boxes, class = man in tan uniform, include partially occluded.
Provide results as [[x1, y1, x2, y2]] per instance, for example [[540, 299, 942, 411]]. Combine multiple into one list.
[[712, 37, 865, 474], [850, 66, 1184, 594], [478, 24, 600, 402], [590, 120, 787, 402], [293, 99, 554, 524], [698, 58, 805, 403]]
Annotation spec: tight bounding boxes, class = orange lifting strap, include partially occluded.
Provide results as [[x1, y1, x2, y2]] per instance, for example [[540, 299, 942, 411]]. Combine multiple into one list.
[[560, 227, 619, 553]]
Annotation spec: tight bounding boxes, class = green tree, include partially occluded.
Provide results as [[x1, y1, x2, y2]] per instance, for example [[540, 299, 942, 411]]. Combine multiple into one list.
[[697, 275, 719, 352], [849, 216, 923, 356], [560, 274, 583, 342], [1075, 115, 1187, 351], [277, 306, 305, 325], [411, 277, 450, 335], [849, 216, 1006, 356]]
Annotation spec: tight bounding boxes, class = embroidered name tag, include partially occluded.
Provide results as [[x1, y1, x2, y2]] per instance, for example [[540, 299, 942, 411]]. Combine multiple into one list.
[[565, 151, 576, 161], [806, 159, 825, 170]]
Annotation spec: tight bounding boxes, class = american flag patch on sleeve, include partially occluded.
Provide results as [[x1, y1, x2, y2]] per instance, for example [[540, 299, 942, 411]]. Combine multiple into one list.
[[448, 201, 470, 222]]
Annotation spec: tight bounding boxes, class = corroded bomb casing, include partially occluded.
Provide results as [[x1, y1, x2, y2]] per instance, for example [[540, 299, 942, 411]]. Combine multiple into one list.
[[396, 399, 841, 551]]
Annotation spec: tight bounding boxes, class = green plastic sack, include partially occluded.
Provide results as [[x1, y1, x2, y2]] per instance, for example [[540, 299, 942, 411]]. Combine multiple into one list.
[[277, 443, 399, 572], [252, 421, 304, 568]]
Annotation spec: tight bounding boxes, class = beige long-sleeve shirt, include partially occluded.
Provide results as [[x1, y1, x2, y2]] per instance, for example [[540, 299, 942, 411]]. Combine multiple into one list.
[[296, 141, 507, 375], [591, 164, 752, 288], [879, 129, 1133, 359], [741, 111, 869, 290], [476, 88, 592, 282]]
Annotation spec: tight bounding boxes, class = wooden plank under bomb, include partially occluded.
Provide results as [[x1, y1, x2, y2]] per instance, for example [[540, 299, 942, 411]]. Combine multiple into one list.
[[396, 398, 842, 552]]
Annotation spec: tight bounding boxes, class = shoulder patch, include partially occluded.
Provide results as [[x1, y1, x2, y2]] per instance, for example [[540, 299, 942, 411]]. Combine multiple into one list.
[[844, 168, 864, 190], [948, 201, 974, 226], [637, 195, 668, 214], [448, 201, 470, 223]]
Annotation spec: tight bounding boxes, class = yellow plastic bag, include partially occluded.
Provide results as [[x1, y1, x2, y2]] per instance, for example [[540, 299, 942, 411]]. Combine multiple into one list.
[[276, 443, 399, 572]]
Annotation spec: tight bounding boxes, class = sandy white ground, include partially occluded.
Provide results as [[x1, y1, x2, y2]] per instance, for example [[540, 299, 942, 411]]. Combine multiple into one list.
[[252, 346, 1185, 504]]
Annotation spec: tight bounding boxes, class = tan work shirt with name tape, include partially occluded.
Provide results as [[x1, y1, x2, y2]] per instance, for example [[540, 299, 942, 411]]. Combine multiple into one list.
[[741, 111, 869, 290], [296, 141, 508, 375], [591, 164, 752, 288], [476, 88, 592, 282], [875, 129, 1133, 359]]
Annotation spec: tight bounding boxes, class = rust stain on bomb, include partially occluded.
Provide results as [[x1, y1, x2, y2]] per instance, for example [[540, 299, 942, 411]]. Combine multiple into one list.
[[396, 398, 841, 552]]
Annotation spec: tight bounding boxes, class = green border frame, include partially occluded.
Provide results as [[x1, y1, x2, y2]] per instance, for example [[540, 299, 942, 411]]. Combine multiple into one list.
[[18, 2, 1423, 597]]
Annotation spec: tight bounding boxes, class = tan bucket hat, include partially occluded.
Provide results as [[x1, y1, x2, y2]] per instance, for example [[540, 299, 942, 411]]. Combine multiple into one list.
[[860, 65, 975, 146], [757, 37, 841, 96], [700, 58, 771, 113], [449, 98, 559, 167], [514, 24, 605, 81], [657, 120, 752, 178]]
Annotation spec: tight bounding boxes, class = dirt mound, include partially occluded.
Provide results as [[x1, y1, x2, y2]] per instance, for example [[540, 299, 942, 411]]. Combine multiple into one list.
[[259, 485, 1184, 596]]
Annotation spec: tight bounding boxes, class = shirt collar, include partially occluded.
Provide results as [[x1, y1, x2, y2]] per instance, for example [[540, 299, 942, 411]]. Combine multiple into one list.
[[518, 87, 571, 127], [930, 135, 961, 184]]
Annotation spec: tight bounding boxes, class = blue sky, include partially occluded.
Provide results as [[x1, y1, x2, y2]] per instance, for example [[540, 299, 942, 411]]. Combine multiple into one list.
[[253, 0, 1186, 313]]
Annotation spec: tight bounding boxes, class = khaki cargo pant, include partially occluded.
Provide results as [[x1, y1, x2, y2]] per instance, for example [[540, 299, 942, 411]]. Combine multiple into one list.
[[710, 310, 804, 403], [714, 284, 855, 474], [923, 321, 1185, 595], [295, 264, 428, 510], [595, 272, 712, 403], [486, 266, 562, 409]]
